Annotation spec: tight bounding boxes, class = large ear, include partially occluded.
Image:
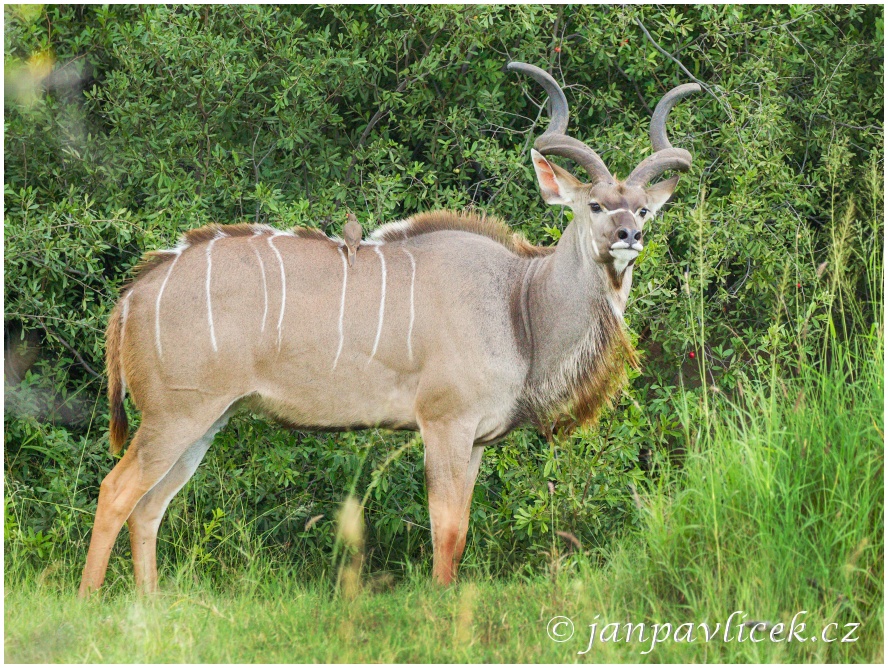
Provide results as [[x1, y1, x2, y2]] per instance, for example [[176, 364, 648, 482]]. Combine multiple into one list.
[[531, 148, 582, 205], [644, 175, 680, 215]]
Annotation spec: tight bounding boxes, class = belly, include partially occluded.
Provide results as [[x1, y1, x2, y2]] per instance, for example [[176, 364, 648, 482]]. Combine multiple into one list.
[[249, 360, 421, 430]]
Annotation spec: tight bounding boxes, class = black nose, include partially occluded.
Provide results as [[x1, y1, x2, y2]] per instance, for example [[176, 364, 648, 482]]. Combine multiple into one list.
[[616, 227, 642, 243]]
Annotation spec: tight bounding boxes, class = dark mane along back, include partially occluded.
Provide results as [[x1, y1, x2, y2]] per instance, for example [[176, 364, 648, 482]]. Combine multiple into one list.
[[371, 210, 555, 258]]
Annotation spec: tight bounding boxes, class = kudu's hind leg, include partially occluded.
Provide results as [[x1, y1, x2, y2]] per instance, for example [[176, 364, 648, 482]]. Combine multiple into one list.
[[78, 406, 231, 597], [421, 420, 480, 585], [451, 445, 485, 571], [127, 412, 232, 593]]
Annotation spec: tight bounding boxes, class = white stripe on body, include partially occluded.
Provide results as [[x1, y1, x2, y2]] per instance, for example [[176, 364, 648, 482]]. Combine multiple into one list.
[[267, 234, 287, 350], [333, 247, 349, 370], [154, 250, 183, 359], [402, 247, 416, 362], [249, 231, 269, 333], [205, 235, 223, 352], [120, 290, 134, 394], [368, 245, 387, 363]]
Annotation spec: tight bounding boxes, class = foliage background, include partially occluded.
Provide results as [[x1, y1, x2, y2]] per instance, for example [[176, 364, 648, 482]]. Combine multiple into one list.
[[4, 5, 883, 582]]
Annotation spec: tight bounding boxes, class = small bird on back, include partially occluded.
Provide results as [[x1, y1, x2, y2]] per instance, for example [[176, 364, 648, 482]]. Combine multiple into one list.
[[343, 213, 362, 267]]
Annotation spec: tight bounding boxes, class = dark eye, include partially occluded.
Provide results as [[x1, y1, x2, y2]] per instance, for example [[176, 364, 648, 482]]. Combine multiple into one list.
[[590, 202, 602, 213], [639, 208, 649, 217]]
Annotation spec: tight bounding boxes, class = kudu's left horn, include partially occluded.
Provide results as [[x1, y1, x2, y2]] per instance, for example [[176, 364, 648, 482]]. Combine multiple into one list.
[[507, 62, 614, 184]]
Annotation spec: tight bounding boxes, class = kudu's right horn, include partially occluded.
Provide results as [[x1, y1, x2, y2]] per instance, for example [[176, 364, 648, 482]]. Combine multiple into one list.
[[626, 83, 700, 186]]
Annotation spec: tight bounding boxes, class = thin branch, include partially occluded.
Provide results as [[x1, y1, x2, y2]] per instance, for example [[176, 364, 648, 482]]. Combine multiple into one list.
[[729, 258, 753, 296], [339, 22, 452, 198], [634, 17, 715, 99], [342, 102, 397, 187], [613, 61, 653, 115], [635, 16, 737, 132], [815, 115, 881, 133], [22, 253, 92, 278], [721, 10, 820, 40], [38, 322, 102, 379], [342, 69, 425, 185]]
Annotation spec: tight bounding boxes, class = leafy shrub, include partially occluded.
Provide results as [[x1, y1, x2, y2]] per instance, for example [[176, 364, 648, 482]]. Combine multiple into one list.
[[4, 5, 882, 581]]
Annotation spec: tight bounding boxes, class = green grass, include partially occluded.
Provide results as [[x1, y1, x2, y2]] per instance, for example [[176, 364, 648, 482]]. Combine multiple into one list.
[[6, 329, 882, 662]]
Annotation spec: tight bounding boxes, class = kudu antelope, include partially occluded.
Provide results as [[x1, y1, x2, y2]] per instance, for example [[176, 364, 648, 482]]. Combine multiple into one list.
[[79, 63, 699, 596]]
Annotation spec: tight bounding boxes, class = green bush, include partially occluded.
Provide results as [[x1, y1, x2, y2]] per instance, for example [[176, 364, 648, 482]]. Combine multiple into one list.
[[4, 5, 883, 581]]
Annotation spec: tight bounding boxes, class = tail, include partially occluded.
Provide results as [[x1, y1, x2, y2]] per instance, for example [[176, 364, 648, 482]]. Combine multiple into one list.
[[106, 296, 129, 454]]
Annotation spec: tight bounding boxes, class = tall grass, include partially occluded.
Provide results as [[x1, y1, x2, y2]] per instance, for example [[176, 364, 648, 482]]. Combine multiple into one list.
[[587, 330, 883, 661]]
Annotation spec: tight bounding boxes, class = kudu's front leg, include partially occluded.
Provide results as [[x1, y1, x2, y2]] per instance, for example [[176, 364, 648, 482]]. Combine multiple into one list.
[[420, 419, 482, 585]]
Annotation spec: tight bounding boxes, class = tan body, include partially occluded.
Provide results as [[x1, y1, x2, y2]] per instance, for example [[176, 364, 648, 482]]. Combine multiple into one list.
[[126, 227, 528, 437], [79, 63, 699, 596]]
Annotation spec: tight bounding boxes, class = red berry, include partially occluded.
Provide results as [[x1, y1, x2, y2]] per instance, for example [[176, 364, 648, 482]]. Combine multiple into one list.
[[797, 282, 802, 288], [554, 46, 561, 53], [689, 352, 695, 359]]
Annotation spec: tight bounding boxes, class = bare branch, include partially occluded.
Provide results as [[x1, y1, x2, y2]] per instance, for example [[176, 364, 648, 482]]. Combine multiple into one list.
[[815, 115, 881, 133], [634, 17, 737, 130], [38, 322, 102, 379], [339, 23, 451, 198], [635, 17, 720, 104], [613, 61, 653, 115]]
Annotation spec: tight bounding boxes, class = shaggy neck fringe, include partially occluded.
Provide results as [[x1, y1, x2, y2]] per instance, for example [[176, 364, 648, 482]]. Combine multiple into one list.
[[522, 305, 639, 440]]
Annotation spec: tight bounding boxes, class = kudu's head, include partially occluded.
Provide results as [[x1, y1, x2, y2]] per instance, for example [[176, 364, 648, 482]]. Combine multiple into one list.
[[508, 63, 699, 271]]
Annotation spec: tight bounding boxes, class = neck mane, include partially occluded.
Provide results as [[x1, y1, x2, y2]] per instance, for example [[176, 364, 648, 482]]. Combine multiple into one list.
[[518, 222, 638, 437]]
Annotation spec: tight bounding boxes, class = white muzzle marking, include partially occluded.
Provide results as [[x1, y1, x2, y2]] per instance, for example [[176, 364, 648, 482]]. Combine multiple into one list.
[[609, 244, 642, 274]]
